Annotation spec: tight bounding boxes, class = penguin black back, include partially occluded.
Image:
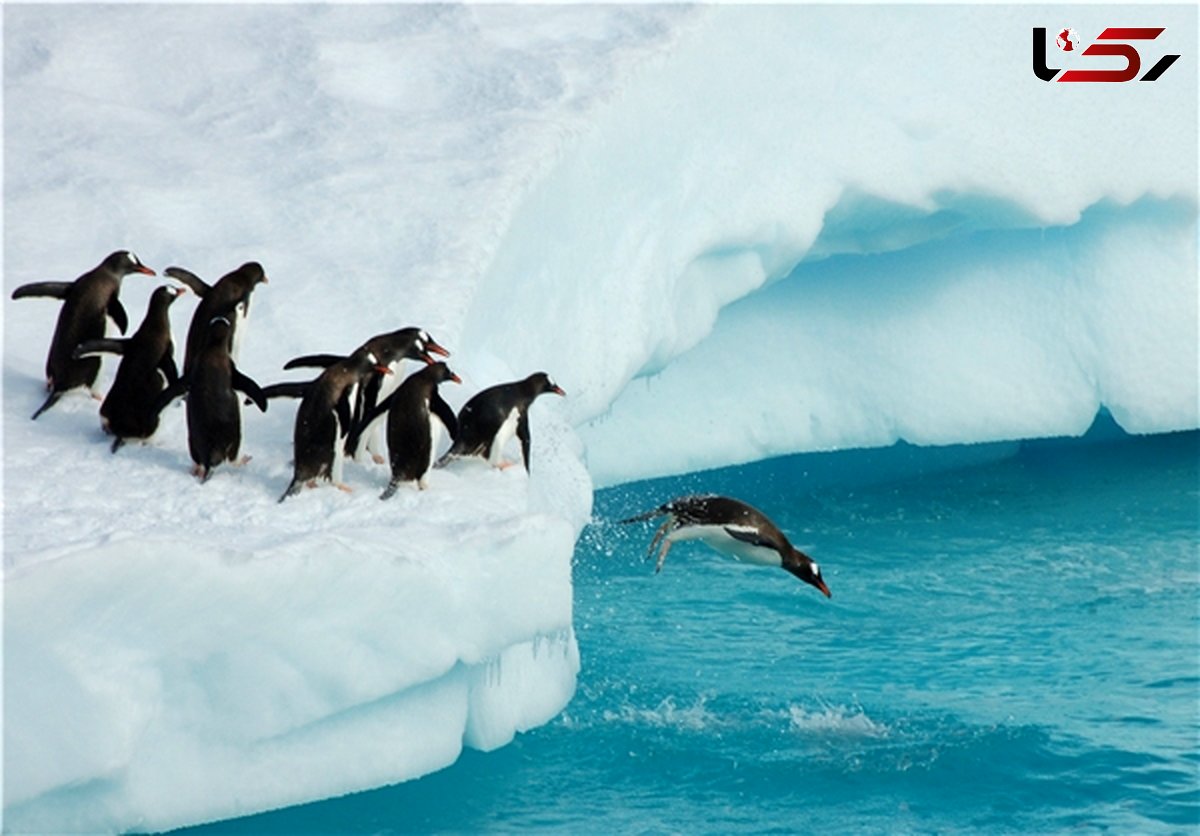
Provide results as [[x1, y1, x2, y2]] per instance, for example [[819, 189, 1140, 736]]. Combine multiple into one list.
[[74, 284, 184, 451], [157, 316, 267, 481], [376, 362, 461, 498], [440, 371, 564, 471], [171, 261, 268, 375], [280, 350, 391, 500], [12, 250, 156, 419]]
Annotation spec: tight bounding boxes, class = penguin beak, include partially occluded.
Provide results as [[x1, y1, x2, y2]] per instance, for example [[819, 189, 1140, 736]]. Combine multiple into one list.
[[136, 266, 157, 276], [170, 285, 188, 297], [375, 365, 393, 375], [426, 339, 450, 358], [449, 372, 463, 384], [814, 578, 832, 598], [551, 385, 566, 396]]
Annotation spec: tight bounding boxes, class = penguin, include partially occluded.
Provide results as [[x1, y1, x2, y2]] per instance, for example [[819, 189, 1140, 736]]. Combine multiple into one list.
[[72, 284, 186, 452], [436, 372, 565, 472], [156, 317, 268, 482], [11, 250, 156, 419], [279, 350, 393, 502], [619, 494, 831, 597], [352, 361, 461, 498], [164, 262, 268, 375], [282, 328, 451, 462]]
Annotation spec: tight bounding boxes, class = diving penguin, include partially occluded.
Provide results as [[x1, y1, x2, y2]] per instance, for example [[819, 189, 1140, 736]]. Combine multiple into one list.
[[11, 250, 157, 419], [73, 284, 186, 452], [437, 372, 564, 472], [156, 316, 268, 482], [619, 494, 832, 598]]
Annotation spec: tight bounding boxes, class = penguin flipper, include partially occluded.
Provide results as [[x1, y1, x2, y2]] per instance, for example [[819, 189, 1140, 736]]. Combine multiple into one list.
[[12, 281, 72, 300], [232, 367, 268, 412], [283, 353, 343, 371], [723, 526, 773, 549], [107, 296, 129, 335], [618, 507, 667, 524], [154, 378, 188, 415], [335, 393, 353, 438], [517, 412, 532, 472], [260, 382, 311, 400], [159, 349, 180, 386], [432, 391, 458, 442], [164, 267, 211, 297], [73, 338, 127, 359], [349, 391, 395, 454]]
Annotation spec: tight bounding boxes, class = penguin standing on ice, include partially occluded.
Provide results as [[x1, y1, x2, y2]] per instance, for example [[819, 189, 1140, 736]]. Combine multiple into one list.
[[619, 494, 832, 597], [437, 372, 564, 472], [282, 328, 451, 462], [73, 284, 186, 452], [279, 350, 393, 501], [165, 261, 268, 375], [11, 250, 156, 419], [351, 361, 460, 498], [156, 317, 268, 482]]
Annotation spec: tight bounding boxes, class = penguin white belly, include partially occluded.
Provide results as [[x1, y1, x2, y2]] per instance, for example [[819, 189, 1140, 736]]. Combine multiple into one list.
[[364, 366, 403, 461], [229, 300, 250, 363], [667, 524, 782, 567], [488, 407, 522, 466]]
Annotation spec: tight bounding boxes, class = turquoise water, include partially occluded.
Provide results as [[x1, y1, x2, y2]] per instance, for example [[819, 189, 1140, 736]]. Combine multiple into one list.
[[181, 424, 1199, 833]]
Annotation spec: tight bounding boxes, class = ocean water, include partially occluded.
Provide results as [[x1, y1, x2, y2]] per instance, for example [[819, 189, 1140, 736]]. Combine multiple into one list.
[[180, 423, 1199, 834]]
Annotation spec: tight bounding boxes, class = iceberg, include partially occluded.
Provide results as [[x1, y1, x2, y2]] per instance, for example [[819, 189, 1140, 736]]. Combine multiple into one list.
[[3, 4, 1195, 832]]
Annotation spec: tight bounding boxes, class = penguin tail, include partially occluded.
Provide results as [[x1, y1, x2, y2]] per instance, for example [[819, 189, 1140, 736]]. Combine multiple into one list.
[[30, 389, 63, 420], [110, 436, 126, 455], [279, 478, 303, 503], [380, 481, 400, 501]]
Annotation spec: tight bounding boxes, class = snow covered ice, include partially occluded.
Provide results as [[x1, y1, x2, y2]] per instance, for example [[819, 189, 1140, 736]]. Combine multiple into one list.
[[3, 4, 1195, 832]]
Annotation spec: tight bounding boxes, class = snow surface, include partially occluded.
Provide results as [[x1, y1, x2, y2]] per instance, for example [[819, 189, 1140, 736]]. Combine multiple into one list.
[[3, 3, 1196, 832]]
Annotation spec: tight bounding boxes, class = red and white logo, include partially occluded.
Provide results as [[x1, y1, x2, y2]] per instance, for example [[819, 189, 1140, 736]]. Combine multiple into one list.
[[1033, 26, 1181, 82]]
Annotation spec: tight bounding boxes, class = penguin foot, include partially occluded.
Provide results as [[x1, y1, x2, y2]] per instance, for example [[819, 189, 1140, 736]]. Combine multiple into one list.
[[236, 455, 253, 467], [372, 453, 386, 465], [91, 390, 104, 402], [496, 459, 518, 471], [336, 482, 353, 494], [654, 540, 673, 574]]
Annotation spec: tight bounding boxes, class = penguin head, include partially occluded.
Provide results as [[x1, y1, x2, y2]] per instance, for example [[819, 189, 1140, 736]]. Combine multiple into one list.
[[151, 284, 187, 307], [426, 362, 462, 385], [418, 330, 451, 362], [106, 250, 157, 277], [784, 549, 831, 598], [234, 262, 269, 286], [351, 349, 392, 377], [527, 372, 566, 398]]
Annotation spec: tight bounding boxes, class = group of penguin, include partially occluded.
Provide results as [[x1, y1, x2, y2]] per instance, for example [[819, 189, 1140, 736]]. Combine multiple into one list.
[[12, 250, 566, 503], [13, 250, 832, 599]]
